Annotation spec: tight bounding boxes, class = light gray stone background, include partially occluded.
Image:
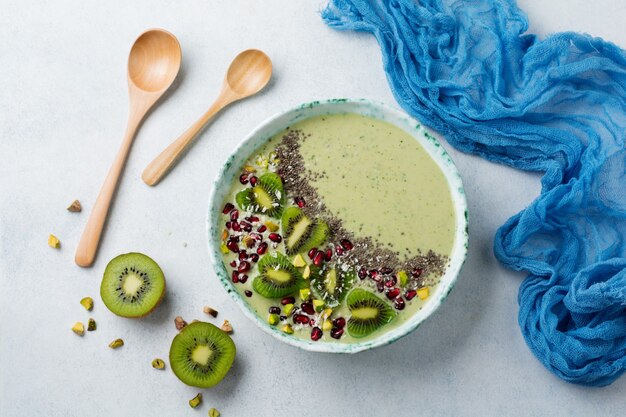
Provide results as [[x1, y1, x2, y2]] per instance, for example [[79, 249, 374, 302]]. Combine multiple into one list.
[[1, 1, 625, 416]]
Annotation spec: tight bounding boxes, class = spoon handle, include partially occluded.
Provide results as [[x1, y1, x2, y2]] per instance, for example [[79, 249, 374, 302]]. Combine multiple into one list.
[[142, 98, 230, 186], [74, 114, 142, 267]]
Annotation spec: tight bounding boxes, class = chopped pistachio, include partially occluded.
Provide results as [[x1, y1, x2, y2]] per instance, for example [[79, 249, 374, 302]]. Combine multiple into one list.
[[220, 243, 230, 254], [189, 393, 202, 408], [67, 200, 82, 212], [417, 287, 430, 300], [268, 313, 279, 326], [322, 319, 332, 331], [109, 338, 124, 349], [313, 299, 325, 312], [203, 306, 218, 317], [397, 271, 408, 287], [281, 324, 294, 334], [302, 265, 311, 279], [152, 358, 165, 369], [208, 408, 220, 417], [256, 155, 269, 168], [87, 318, 96, 331], [299, 288, 311, 300], [48, 234, 60, 249], [243, 165, 256, 173], [174, 316, 187, 331], [265, 221, 279, 232], [283, 303, 295, 315], [221, 320, 233, 334], [71, 322, 84, 336], [80, 297, 94, 311], [292, 254, 306, 267]]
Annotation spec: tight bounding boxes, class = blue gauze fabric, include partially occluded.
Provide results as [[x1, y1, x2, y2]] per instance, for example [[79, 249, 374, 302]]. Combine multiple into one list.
[[322, 0, 626, 386]]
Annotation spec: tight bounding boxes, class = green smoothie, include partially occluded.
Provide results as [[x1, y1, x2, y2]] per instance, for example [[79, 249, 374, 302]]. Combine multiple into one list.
[[218, 113, 455, 343]]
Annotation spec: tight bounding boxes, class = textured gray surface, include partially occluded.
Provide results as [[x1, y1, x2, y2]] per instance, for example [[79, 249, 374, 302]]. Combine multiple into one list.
[[1, 1, 625, 416]]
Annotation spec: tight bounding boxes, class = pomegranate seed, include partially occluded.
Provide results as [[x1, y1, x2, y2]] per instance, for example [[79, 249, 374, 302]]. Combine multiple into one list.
[[245, 216, 260, 223], [293, 314, 309, 325], [280, 315, 287, 321], [257, 242, 268, 255], [222, 203, 235, 214], [294, 197, 305, 208], [231, 222, 241, 232], [376, 282, 385, 293], [250, 253, 259, 262], [381, 267, 393, 275], [330, 327, 344, 339], [394, 297, 406, 310], [411, 268, 423, 278], [301, 302, 315, 315], [257, 225, 267, 233], [268, 233, 282, 243], [335, 246, 344, 256], [405, 290, 417, 300], [250, 232, 263, 241], [386, 288, 401, 300], [249, 176, 258, 186], [308, 248, 318, 260], [245, 290, 252, 297], [230, 210, 239, 221], [384, 276, 397, 287], [229, 260, 237, 267], [313, 251, 324, 266], [226, 240, 239, 253], [239, 173, 249, 184], [225, 221, 232, 230], [333, 317, 346, 328], [340, 239, 353, 251], [358, 267, 368, 280], [281, 296, 295, 305], [238, 252, 248, 261], [311, 327, 323, 341], [239, 274, 248, 284], [240, 221, 252, 232], [238, 261, 251, 272], [231, 271, 240, 283], [370, 270, 381, 282], [325, 248, 332, 261], [229, 236, 240, 242], [269, 306, 281, 314]]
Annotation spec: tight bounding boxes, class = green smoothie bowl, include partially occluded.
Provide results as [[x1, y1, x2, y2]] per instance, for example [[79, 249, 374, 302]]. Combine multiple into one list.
[[207, 98, 468, 353]]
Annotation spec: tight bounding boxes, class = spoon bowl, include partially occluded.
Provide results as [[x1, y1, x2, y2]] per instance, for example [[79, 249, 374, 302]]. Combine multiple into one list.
[[225, 49, 272, 96], [128, 30, 182, 92]]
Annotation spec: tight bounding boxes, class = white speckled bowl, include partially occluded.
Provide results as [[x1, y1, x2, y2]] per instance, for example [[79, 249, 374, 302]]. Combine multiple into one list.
[[207, 98, 468, 353]]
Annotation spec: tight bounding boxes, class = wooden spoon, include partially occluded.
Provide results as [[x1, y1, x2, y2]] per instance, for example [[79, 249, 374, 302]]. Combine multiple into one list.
[[141, 49, 272, 186], [75, 29, 182, 267]]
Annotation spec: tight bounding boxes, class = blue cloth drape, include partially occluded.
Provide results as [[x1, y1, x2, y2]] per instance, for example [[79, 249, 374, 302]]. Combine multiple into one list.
[[322, 0, 626, 386]]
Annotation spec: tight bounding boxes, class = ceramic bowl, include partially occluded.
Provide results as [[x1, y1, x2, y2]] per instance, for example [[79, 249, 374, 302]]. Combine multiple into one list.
[[207, 98, 468, 353]]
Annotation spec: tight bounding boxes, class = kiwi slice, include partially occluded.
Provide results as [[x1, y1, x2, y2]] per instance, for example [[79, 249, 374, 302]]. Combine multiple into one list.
[[235, 172, 284, 217], [346, 288, 396, 338], [311, 265, 355, 307], [281, 207, 329, 255], [252, 252, 307, 298], [169, 321, 235, 388], [100, 252, 166, 318]]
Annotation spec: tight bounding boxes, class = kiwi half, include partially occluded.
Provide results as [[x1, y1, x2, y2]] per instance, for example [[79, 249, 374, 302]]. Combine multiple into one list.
[[236, 172, 284, 218], [311, 265, 355, 307], [281, 207, 329, 255], [169, 321, 235, 388], [252, 252, 307, 298], [346, 288, 396, 338], [100, 252, 165, 318]]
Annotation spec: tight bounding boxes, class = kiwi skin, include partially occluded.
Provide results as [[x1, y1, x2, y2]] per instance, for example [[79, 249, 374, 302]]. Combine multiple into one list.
[[100, 252, 166, 318]]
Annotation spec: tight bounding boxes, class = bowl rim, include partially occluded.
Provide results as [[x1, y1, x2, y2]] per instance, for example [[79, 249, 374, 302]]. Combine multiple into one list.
[[207, 98, 468, 353]]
